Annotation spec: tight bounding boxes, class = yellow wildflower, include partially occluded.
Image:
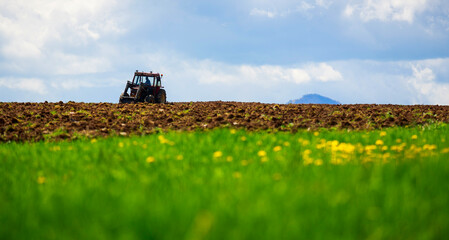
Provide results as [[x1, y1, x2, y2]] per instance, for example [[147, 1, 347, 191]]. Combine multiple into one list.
[[273, 146, 282, 152], [303, 158, 314, 166], [314, 159, 323, 166], [441, 148, 449, 154], [331, 140, 339, 148], [337, 143, 355, 153], [260, 157, 268, 163], [213, 151, 223, 158], [118, 142, 124, 148], [409, 144, 422, 153], [283, 141, 291, 147], [365, 145, 377, 154], [411, 135, 418, 140], [226, 156, 233, 162], [423, 144, 437, 151], [90, 139, 97, 143], [37, 176, 46, 184], [382, 146, 388, 151], [380, 131, 387, 137], [158, 135, 175, 145], [258, 150, 267, 157], [146, 156, 155, 163], [316, 139, 326, 149], [303, 149, 313, 165], [314, 131, 319, 136], [298, 138, 310, 146], [375, 140, 384, 146], [240, 136, 247, 141], [176, 155, 184, 161], [396, 139, 402, 143], [230, 129, 236, 134]]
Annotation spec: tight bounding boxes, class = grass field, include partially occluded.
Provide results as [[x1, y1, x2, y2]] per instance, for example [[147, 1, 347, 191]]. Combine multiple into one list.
[[1, 124, 449, 239]]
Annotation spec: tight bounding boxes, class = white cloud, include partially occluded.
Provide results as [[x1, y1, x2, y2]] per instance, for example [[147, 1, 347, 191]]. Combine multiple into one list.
[[0, 0, 126, 59], [0, 78, 48, 95], [344, 0, 429, 23], [249, 0, 333, 18], [50, 77, 123, 90], [343, 5, 355, 17], [408, 65, 449, 104], [315, 0, 332, 9], [299, 2, 315, 12], [304, 63, 343, 82], [250, 8, 277, 18], [51, 53, 112, 75], [50, 80, 96, 91], [183, 61, 342, 86]]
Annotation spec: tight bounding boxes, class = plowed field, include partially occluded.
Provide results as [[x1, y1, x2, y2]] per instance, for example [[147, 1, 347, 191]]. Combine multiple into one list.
[[1, 101, 448, 142]]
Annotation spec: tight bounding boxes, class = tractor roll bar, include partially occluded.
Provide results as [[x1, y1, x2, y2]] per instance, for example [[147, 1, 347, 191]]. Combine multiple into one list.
[[134, 70, 162, 77]]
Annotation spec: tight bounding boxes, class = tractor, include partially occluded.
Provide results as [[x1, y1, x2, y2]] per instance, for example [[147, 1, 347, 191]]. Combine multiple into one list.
[[119, 70, 167, 104]]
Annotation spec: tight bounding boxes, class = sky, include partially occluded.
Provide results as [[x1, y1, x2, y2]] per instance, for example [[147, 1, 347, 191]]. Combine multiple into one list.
[[0, 0, 449, 104]]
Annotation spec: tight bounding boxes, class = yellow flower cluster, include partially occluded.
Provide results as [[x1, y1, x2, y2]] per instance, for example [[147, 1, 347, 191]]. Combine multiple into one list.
[[37, 176, 46, 184], [298, 138, 310, 146], [302, 135, 444, 166], [146, 156, 155, 163], [423, 144, 437, 151], [303, 149, 323, 166], [258, 150, 268, 162], [212, 151, 235, 163], [158, 135, 175, 146], [391, 143, 407, 152], [273, 146, 282, 152], [213, 151, 223, 158]]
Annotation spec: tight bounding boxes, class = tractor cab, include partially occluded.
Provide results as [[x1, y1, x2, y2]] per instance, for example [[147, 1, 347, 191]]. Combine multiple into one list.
[[119, 70, 167, 104], [132, 74, 162, 87]]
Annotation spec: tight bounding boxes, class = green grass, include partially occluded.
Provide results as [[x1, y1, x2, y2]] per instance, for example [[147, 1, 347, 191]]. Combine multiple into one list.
[[1, 124, 449, 240]]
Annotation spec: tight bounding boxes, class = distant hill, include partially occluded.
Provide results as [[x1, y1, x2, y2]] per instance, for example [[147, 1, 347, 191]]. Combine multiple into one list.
[[287, 94, 340, 104]]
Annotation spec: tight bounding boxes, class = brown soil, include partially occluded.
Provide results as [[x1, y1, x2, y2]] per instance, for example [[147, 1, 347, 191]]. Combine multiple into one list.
[[1, 101, 448, 142]]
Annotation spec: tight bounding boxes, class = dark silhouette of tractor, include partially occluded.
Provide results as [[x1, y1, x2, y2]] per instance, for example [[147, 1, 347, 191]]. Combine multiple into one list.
[[119, 70, 167, 104]]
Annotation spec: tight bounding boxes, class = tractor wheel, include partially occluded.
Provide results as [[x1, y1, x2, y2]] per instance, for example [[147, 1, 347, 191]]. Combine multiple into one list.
[[156, 89, 166, 104], [145, 95, 155, 103]]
